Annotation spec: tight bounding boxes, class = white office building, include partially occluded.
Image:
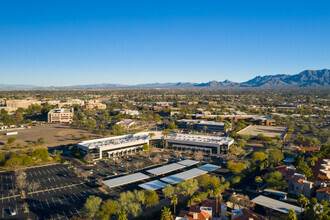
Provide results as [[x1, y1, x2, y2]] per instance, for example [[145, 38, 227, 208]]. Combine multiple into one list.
[[77, 132, 149, 160], [165, 133, 234, 154]]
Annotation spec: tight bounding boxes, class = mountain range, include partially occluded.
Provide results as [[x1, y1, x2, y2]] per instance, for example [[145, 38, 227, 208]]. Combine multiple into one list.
[[0, 69, 329, 89]]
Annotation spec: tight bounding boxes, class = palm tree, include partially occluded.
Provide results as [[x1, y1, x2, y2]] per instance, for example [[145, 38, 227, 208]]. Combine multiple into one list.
[[161, 207, 173, 220], [149, 132, 155, 148], [171, 195, 178, 214], [214, 187, 222, 217], [162, 129, 170, 149], [255, 176, 262, 192]]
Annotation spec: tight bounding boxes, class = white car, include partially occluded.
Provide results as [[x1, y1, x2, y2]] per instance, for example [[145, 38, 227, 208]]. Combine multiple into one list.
[[9, 209, 17, 216]]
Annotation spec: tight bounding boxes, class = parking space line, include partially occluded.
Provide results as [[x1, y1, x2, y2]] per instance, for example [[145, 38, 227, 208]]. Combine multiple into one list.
[[46, 199, 50, 208], [52, 197, 56, 206], [57, 213, 61, 220], [63, 211, 68, 220], [63, 195, 69, 203], [73, 193, 81, 200]]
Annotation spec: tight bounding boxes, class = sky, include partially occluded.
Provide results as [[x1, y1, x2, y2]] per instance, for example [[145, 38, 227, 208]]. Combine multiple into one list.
[[0, 0, 329, 86]]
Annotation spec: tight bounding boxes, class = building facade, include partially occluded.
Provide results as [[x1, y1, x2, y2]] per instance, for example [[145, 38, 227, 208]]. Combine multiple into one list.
[[77, 132, 149, 160], [47, 108, 74, 123], [165, 133, 234, 155]]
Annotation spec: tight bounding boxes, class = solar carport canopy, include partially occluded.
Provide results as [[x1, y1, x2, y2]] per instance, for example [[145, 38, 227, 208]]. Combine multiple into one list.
[[139, 180, 168, 191], [198, 164, 221, 172], [177, 159, 199, 167], [252, 196, 303, 214], [103, 172, 150, 188], [160, 168, 207, 184], [146, 163, 185, 176]]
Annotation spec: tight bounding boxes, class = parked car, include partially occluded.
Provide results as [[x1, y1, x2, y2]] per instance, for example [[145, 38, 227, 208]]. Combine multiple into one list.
[[9, 209, 17, 216], [112, 171, 117, 175]]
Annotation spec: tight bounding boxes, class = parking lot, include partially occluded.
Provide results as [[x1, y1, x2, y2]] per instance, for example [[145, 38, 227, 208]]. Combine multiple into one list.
[[0, 164, 109, 219]]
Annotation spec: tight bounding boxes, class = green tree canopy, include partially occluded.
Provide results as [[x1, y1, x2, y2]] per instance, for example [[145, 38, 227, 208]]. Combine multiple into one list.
[[83, 195, 102, 218]]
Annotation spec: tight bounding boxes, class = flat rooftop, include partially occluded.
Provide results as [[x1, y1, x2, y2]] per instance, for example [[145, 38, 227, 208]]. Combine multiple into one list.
[[252, 195, 303, 214], [160, 168, 207, 184], [187, 114, 275, 121], [177, 119, 224, 126], [167, 133, 234, 145], [177, 159, 199, 167], [198, 164, 221, 172], [238, 125, 287, 138], [103, 172, 150, 188], [78, 132, 149, 149], [146, 163, 185, 176], [138, 180, 168, 191]]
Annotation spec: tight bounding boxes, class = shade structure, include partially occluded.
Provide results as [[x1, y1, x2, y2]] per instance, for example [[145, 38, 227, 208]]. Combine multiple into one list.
[[146, 163, 185, 176], [198, 164, 221, 172], [252, 196, 303, 214], [177, 159, 199, 167], [138, 180, 168, 191], [103, 172, 150, 188], [160, 168, 207, 184]]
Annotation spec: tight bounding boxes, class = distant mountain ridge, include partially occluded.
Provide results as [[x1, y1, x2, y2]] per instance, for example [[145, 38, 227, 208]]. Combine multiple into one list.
[[0, 69, 329, 89]]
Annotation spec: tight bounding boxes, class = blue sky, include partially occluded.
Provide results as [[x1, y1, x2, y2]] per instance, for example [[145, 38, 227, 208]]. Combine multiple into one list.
[[0, 0, 329, 86]]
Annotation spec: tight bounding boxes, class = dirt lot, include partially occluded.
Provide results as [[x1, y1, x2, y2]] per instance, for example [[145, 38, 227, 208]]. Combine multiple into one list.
[[0, 124, 100, 148], [238, 125, 288, 138]]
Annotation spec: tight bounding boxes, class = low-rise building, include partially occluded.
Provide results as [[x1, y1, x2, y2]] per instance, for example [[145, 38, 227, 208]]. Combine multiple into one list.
[[166, 133, 234, 154], [47, 108, 74, 123], [176, 119, 225, 133], [77, 132, 149, 160], [316, 187, 330, 202], [116, 119, 135, 128], [84, 103, 107, 110]]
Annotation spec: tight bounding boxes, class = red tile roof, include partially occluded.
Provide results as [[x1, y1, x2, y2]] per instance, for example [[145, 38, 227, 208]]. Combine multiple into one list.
[[234, 208, 267, 220], [316, 187, 330, 194]]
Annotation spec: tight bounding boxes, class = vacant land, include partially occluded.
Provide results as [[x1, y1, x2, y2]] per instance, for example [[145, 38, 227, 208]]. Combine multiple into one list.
[[0, 124, 100, 148], [238, 125, 287, 138]]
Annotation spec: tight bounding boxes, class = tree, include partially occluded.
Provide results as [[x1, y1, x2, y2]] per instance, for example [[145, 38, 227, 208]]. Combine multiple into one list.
[[15, 112, 24, 124], [163, 185, 175, 198], [171, 195, 178, 214], [28, 182, 40, 192], [267, 148, 284, 167], [148, 132, 155, 148], [229, 195, 239, 209], [255, 176, 262, 192], [83, 195, 102, 219], [37, 137, 46, 145], [252, 152, 266, 163], [15, 169, 27, 192], [176, 179, 198, 196], [285, 209, 297, 220], [194, 151, 203, 161], [142, 144, 151, 151], [7, 137, 16, 145], [118, 191, 142, 217], [297, 194, 309, 213], [227, 161, 247, 174], [214, 187, 222, 217], [144, 190, 159, 208], [134, 161, 143, 170], [263, 171, 288, 190], [161, 207, 173, 220], [118, 211, 128, 220], [296, 157, 313, 180], [162, 129, 170, 149], [98, 199, 118, 218]]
